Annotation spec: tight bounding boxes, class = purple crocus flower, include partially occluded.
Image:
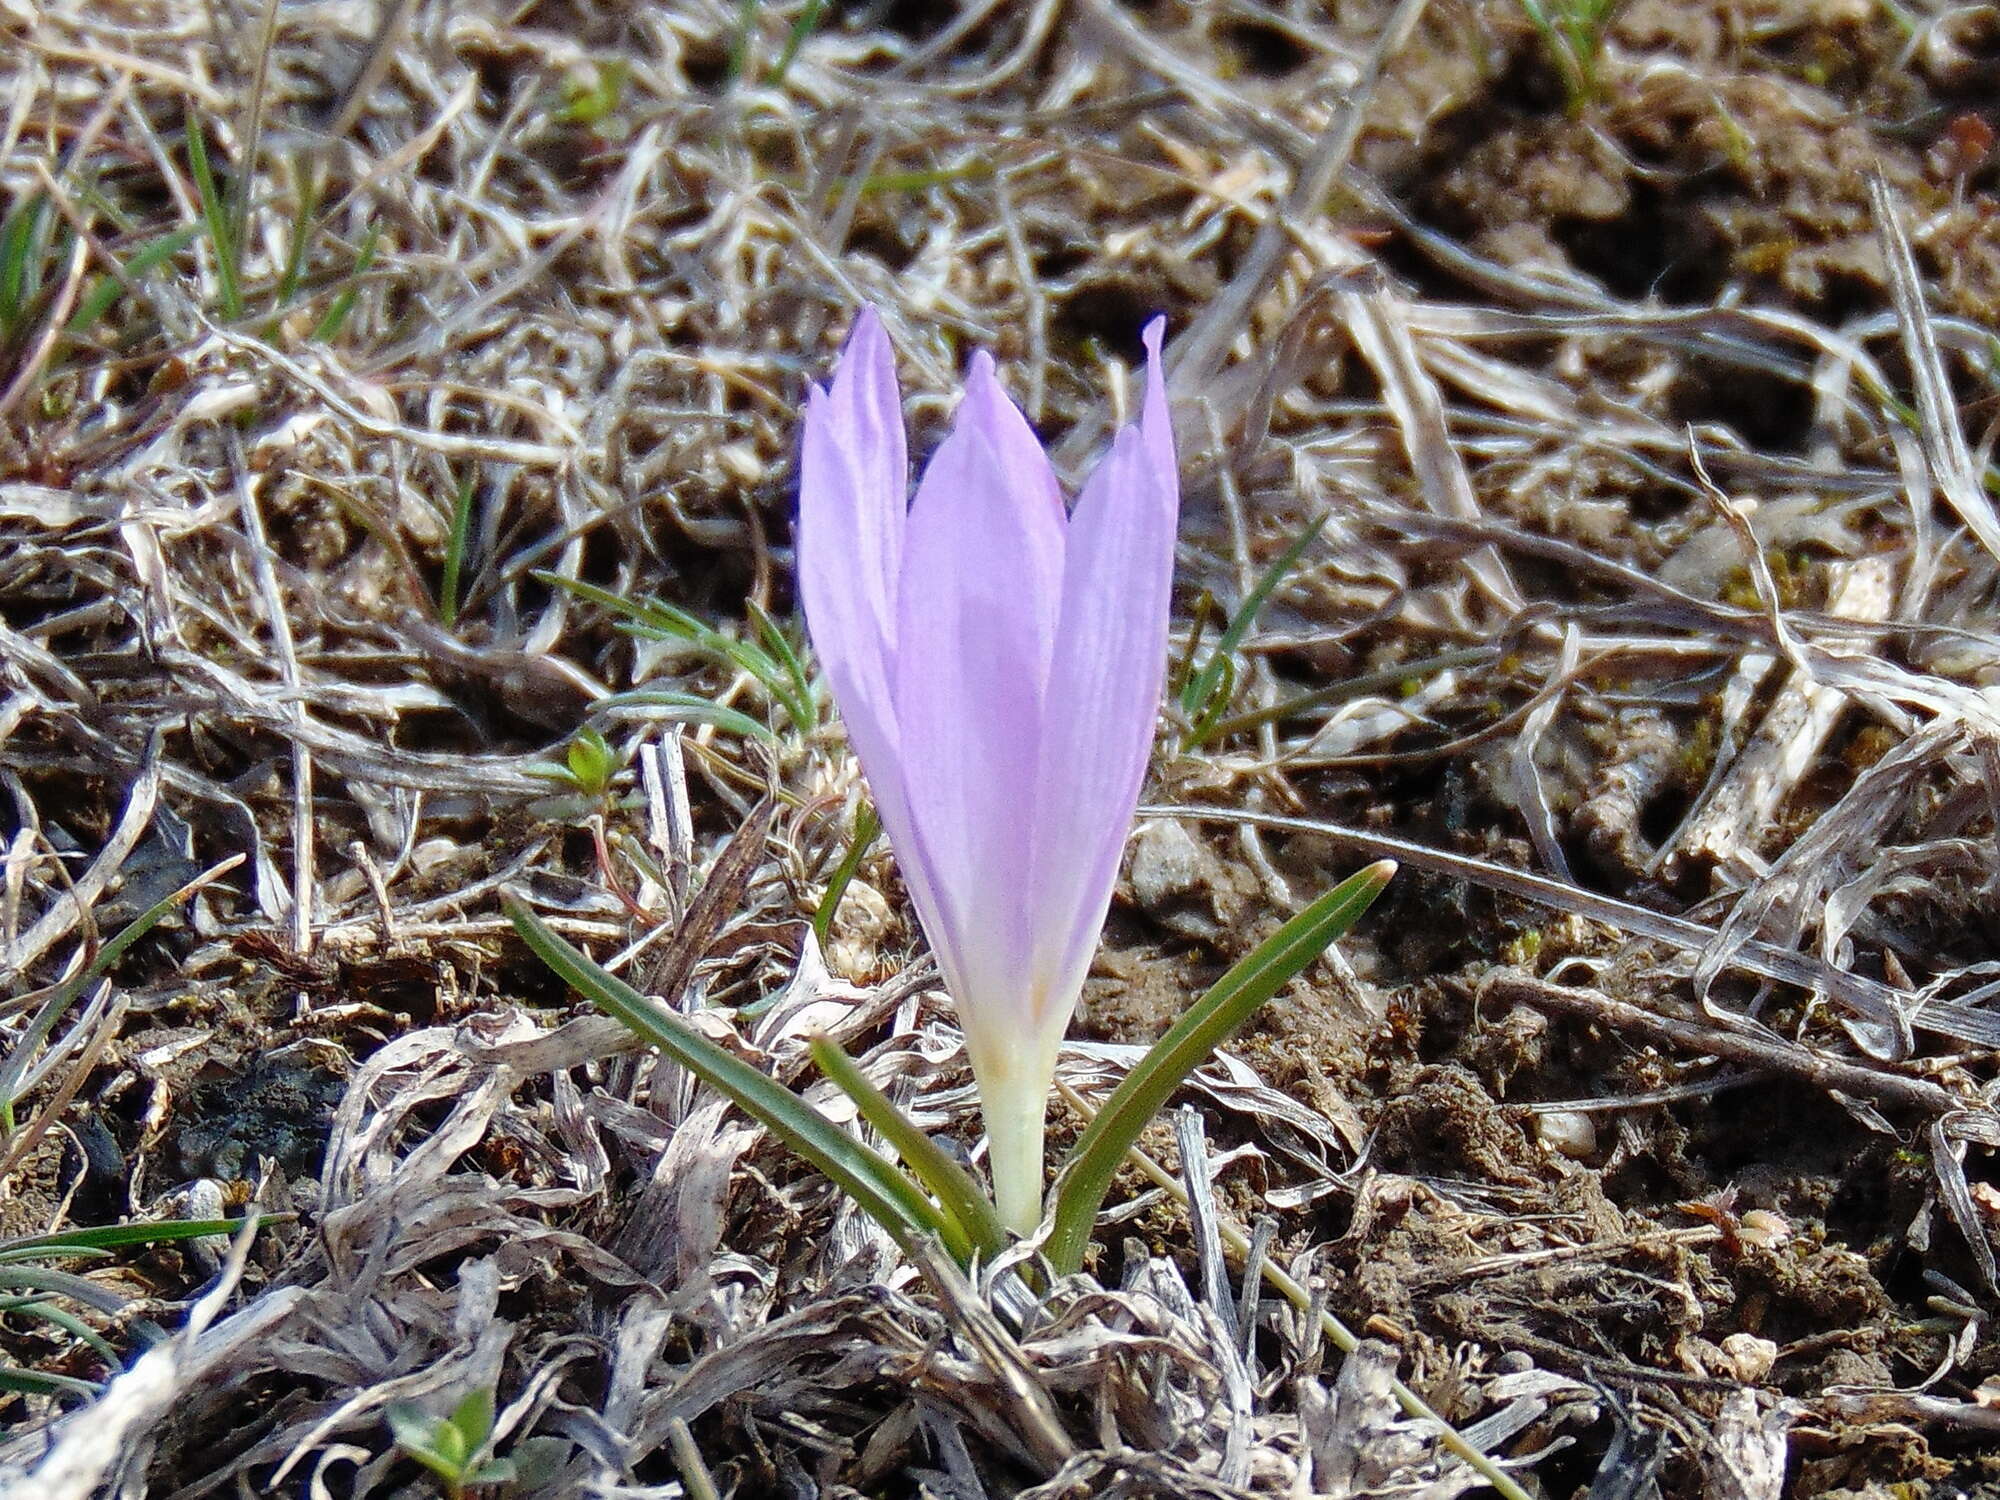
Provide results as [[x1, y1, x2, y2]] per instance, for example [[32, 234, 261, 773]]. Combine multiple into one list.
[[798, 309, 1179, 1234]]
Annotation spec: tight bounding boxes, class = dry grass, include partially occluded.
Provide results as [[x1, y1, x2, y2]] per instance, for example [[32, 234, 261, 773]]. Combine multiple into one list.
[[2, 0, 2000, 1494]]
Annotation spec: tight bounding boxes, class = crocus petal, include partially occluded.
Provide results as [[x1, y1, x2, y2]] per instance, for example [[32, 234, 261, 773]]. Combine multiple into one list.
[[797, 308, 908, 737], [1024, 322, 1179, 1028], [797, 312, 958, 958], [891, 355, 1067, 1006], [1136, 317, 1176, 499]]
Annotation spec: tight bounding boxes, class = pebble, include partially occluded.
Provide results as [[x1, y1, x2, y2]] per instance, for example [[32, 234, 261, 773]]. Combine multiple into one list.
[[1534, 1110, 1598, 1160]]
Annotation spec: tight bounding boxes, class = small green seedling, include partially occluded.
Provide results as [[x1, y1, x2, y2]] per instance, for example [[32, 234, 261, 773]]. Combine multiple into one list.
[[386, 1387, 516, 1500], [524, 727, 623, 805], [555, 60, 629, 127]]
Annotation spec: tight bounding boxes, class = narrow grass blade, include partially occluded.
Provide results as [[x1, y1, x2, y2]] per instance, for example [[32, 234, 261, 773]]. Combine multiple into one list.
[[274, 152, 319, 312], [542, 572, 697, 635], [1181, 511, 1329, 748], [0, 1263, 131, 1315], [596, 691, 775, 743], [66, 224, 202, 338], [0, 981, 104, 1135], [745, 598, 816, 730], [0, 858, 238, 1125], [1182, 656, 1236, 749], [1047, 860, 1395, 1275], [1167, 590, 1219, 701], [0, 1365, 99, 1398], [545, 575, 806, 727], [0, 1216, 270, 1260], [227, 0, 283, 289], [844, 162, 995, 195], [1198, 645, 1496, 744], [310, 220, 380, 343], [185, 120, 243, 321], [555, 575, 721, 644], [809, 1035, 1006, 1260], [726, 0, 762, 84], [439, 469, 477, 626], [4, 1298, 119, 1362], [504, 894, 968, 1260], [766, 0, 827, 84], [811, 802, 880, 946], [0, 195, 50, 337]]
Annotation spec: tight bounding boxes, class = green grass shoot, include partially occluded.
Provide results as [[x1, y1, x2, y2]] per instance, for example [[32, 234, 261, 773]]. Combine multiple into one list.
[[439, 469, 477, 626], [184, 119, 244, 321]]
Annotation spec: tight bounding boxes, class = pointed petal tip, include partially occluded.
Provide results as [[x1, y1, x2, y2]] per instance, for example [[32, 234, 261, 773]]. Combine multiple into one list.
[[954, 349, 1045, 457], [847, 303, 886, 348], [831, 305, 896, 399], [1136, 321, 1176, 476]]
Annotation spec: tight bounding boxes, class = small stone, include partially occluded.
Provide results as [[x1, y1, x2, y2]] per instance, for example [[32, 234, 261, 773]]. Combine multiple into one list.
[[1128, 818, 1209, 909], [1125, 818, 1238, 939], [1534, 1110, 1598, 1160], [1720, 1333, 1778, 1384], [1739, 1209, 1792, 1250]]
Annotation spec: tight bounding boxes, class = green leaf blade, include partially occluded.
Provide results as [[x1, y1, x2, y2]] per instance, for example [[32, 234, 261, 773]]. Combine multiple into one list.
[[185, 121, 243, 322], [595, 690, 776, 743], [439, 471, 477, 625], [310, 220, 381, 344], [448, 1386, 496, 1453], [0, 1364, 101, 1398], [1047, 859, 1395, 1274], [0, 1216, 266, 1260], [765, 0, 828, 84], [0, 861, 230, 1119], [811, 803, 880, 946], [808, 1035, 1007, 1262], [503, 895, 968, 1260], [66, 224, 203, 338]]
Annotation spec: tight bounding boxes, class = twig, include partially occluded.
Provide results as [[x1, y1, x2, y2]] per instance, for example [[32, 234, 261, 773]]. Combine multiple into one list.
[[1481, 970, 1968, 1120], [666, 1417, 720, 1500]]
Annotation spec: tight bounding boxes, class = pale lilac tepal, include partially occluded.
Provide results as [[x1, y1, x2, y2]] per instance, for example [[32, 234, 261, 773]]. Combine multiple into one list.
[[798, 309, 1180, 1235]]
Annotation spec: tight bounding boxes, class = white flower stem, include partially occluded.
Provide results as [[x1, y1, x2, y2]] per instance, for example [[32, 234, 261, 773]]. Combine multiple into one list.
[[976, 1049, 1055, 1236]]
